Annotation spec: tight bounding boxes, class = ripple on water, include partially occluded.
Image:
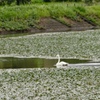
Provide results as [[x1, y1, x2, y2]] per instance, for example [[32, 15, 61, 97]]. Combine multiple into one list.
[[0, 56, 100, 69]]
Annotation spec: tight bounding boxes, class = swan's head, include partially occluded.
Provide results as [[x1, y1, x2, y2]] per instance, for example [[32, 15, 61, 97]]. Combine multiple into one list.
[[56, 54, 60, 57]]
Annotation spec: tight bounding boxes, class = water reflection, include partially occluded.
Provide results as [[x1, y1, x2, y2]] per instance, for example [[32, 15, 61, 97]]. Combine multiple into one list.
[[0, 57, 55, 69], [0, 57, 97, 69]]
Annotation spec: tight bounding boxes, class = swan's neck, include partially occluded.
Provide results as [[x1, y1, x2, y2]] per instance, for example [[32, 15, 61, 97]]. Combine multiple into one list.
[[57, 56, 60, 63]]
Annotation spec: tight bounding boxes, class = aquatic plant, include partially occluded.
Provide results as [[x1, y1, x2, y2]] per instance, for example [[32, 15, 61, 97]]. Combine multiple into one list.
[[0, 68, 100, 99], [0, 30, 100, 60]]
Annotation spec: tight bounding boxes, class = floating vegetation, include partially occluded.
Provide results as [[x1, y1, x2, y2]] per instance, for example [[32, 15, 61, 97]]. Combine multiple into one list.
[[0, 30, 100, 60], [0, 68, 100, 99], [0, 30, 100, 99]]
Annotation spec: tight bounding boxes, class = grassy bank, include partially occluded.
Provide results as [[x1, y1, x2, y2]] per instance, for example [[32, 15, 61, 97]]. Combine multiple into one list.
[[0, 3, 100, 31]]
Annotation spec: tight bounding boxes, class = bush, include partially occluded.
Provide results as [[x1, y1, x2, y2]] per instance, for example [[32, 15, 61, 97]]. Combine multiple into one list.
[[31, 0, 43, 3], [84, 0, 93, 5], [16, 0, 31, 5], [0, 0, 15, 5], [0, 0, 31, 5], [47, 0, 82, 1], [44, 0, 50, 2], [0, 0, 84, 5]]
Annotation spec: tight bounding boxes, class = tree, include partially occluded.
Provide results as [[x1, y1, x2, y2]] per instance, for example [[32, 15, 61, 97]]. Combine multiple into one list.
[[95, 0, 100, 2], [0, 0, 15, 5], [0, 0, 31, 5], [16, 0, 31, 5], [84, 0, 93, 5], [16, 0, 20, 5], [44, 0, 51, 2], [7, 0, 15, 5]]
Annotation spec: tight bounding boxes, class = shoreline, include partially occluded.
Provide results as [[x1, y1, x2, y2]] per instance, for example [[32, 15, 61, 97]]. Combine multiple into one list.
[[0, 23, 99, 35], [0, 27, 99, 35]]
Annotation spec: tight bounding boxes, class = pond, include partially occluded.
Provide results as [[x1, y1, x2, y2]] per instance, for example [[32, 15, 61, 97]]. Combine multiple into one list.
[[0, 57, 100, 69], [0, 30, 100, 69]]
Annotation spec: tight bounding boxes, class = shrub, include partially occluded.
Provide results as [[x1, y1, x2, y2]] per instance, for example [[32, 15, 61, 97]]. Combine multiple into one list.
[[0, 0, 31, 5], [0, 0, 15, 5], [44, 0, 50, 2], [31, 0, 43, 3], [84, 0, 93, 5], [16, 0, 31, 5], [48, 0, 82, 1]]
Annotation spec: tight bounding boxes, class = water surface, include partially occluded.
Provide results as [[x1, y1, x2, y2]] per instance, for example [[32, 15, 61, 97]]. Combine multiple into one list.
[[0, 57, 100, 69]]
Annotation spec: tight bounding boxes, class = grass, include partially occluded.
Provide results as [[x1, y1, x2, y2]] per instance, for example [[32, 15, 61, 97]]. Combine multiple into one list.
[[0, 68, 100, 99], [0, 3, 100, 31], [75, 5, 100, 25]]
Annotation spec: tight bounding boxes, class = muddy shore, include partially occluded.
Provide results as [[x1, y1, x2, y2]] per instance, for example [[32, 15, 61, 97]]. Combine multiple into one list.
[[0, 17, 99, 34]]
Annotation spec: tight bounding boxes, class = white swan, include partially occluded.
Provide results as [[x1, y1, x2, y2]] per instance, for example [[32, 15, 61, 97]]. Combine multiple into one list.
[[55, 54, 69, 68]]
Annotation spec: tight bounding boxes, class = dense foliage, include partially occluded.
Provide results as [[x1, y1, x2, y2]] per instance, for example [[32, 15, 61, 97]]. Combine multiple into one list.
[[44, 0, 81, 1], [0, 0, 31, 5], [0, 3, 100, 31], [84, 0, 93, 4], [1, 0, 99, 5]]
